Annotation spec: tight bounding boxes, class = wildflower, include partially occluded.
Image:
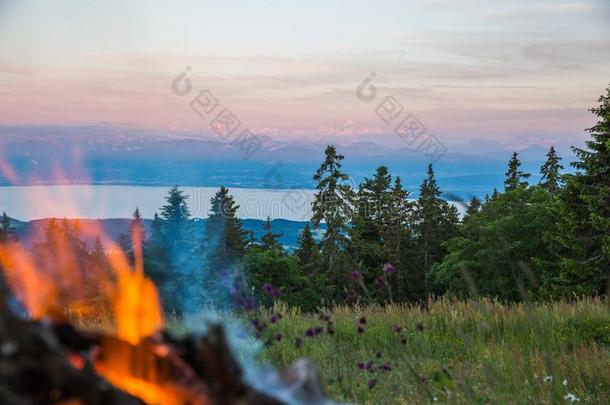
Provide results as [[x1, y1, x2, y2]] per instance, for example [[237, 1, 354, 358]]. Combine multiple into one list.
[[270, 315, 278, 323], [379, 363, 392, 372], [375, 352, 382, 358], [562, 379, 568, 387], [416, 322, 424, 332], [394, 324, 402, 334], [350, 271, 361, 281], [357, 326, 365, 334], [275, 313, 283, 320], [543, 375, 553, 383], [359, 316, 367, 325], [327, 326, 335, 335], [295, 337, 303, 348], [364, 361, 373, 370], [274, 333, 283, 342], [383, 263, 396, 274], [563, 393, 580, 402], [305, 328, 314, 337], [368, 378, 378, 389], [314, 326, 324, 335], [357, 362, 365, 370]]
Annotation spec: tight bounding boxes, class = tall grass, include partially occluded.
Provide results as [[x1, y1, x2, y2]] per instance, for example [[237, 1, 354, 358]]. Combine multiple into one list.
[[255, 298, 610, 404]]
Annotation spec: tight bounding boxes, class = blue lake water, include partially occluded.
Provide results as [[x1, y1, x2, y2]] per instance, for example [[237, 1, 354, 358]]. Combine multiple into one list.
[[0, 185, 317, 221], [0, 185, 466, 221]]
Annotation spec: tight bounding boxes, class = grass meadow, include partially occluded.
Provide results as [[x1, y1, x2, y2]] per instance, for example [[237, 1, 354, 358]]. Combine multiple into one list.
[[253, 299, 610, 404]]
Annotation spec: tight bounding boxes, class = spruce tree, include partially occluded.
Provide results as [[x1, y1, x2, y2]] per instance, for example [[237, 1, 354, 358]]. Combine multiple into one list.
[[295, 223, 320, 270], [546, 86, 610, 297], [204, 186, 248, 269], [539, 146, 563, 194], [261, 216, 282, 252], [504, 152, 530, 191], [463, 196, 482, 221], [413, 164, 459, 299], [0, 212, 18, 244], [350, 166, 393, 283], [311, 145, 354, 275]]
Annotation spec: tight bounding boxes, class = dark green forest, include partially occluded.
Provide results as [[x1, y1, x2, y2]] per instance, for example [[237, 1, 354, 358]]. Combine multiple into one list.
[[2, 86, 609, 314]]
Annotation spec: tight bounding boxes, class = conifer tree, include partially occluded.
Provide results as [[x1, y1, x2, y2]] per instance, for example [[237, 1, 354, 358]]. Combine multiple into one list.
[[0, 212, 18, 244], [504, 152, 530, 191], [311, 145, 354, 274], [261, 216, 282, 252], [294, 223, 320, 271], [464, 196, 482, 221], [350, 166, 393, 280], [546, 86, 610, 297], [204, 186, 248, 269], [539, 146, 563, 194], [413, 164, 459, 299]]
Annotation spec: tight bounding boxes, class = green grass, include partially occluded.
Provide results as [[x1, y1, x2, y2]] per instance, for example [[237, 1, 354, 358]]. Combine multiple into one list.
[[253, 299, 610, 404]]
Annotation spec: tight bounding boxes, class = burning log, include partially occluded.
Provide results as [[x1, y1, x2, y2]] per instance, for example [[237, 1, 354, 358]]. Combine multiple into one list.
[[0, 282, 290, 404]]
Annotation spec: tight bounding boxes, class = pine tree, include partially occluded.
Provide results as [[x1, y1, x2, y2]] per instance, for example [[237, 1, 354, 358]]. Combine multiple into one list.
[[539, 146, 563, 194], [504, 152, 530, 191], [295, 223, 320, 270], [0, 212, 18, 244], [204, 186, 248, 269], [261, 216, 282, 252], [311, 145, 354, 275], [413, 164, 459, 299], [546, 86, 610, 297]]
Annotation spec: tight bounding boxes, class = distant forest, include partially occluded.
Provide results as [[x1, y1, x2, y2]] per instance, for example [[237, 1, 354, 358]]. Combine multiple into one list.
[[1, 86, 608, 313]]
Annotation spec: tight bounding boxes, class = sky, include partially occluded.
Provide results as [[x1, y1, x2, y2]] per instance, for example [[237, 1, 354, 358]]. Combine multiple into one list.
[[0, 0, 609, 148]]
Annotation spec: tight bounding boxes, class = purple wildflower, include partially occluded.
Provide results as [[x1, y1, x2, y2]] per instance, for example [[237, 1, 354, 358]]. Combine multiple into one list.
[[383, 263, 396, 274], [358, 316, 367, 325], [350, 271, 361, 281], [357, 362, 365, 370], [357, 326, 365, 334], [375, 352, 382, 358], [305, 328, 315, 337], [394, 325, 402, 334], [368, 378, 378, 389], [314, 326, 324, 335], [295, 337, 303, 348], [275, 333, 283, 342], [416, 322, 424, 332], [270, 315, 278, 323], [374, 277, 385, 288], [327, 326, 335, 335]]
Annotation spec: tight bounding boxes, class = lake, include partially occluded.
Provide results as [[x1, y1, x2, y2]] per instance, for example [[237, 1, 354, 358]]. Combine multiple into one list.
[[0, 185, 466, 221], [0, 185, 317, 221]]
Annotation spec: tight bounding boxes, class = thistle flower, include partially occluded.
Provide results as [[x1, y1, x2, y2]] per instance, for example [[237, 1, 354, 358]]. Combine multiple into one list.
[[305, 328, 314, 337], [394, 325, 402, 333], [358, 316, 367, 325], [327, 326, 336, 335], [383, 263, 396, 274], [274, 333, 283, 342], [270, 315, 278, 323], [357, 326, 365, 334], [368, 378, 378, 389], [314, 326, 324, 335], [374, 277, 385, 288], [350, 271, 361, 281], [416, 322, 424, 332], [357, 362, 365, 370]]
